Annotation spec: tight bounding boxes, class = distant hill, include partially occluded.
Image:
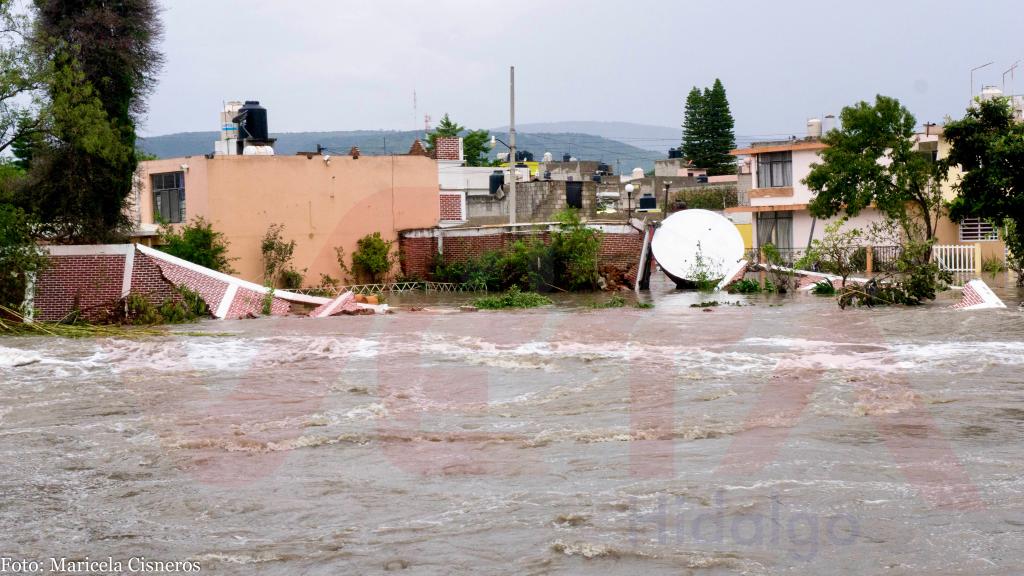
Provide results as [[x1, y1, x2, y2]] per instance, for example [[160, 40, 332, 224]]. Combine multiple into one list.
[[137, 128, 666, 172], [494, 121, 681, 153]]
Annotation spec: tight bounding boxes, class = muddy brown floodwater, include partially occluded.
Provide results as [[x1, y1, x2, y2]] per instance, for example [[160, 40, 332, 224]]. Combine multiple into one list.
[[1, 277, 1023, 575]]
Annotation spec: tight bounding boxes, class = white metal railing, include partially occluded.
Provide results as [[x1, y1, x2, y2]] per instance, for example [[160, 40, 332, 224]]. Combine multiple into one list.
[[932, 244, 975, 273]]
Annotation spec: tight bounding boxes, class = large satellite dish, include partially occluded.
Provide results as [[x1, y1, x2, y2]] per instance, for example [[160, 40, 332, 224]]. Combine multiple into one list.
[[651, 209, 745, 285]]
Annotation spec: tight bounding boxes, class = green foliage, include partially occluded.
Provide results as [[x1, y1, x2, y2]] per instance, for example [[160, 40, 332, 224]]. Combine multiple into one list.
[[760, 243, 798, 293], [943, 97, 1024, 286], [690, 300, 720, 308], [681, 79, 736, 176], [426, 113, 494, 167], [686, 241, 722, 292], [672, 186, 738, 210], [0, 4, 42, 157], [351, 232, 394, 283], [635, 301, 655, 309], [805, 95, 944, 242], [837, 239, 951, 308], [122, 285, 206, 325], [280, 268, 304, 290], [728, 278, 762, 294], [261, 223, 297, 287], [1004, 220, 1024, 283], [473, 286, 552, 310], [810, 280, 837, 295], [430, 210, 601, 292], [551, 209, 601, 290], [158, 216, 236, 274], [802, 220, 864, 286], [590, 294, 626, 308], [18, 0, 163, 243], [0, 204, 48, 309], [981, 255, 1007, 276], [261, 286, 275, 315]]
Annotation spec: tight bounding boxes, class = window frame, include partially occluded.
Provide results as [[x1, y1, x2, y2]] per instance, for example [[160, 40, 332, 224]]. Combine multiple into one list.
[[756, 152, 793, 189], [958, 217, 1000, 242], [151, 171, 186, 224]]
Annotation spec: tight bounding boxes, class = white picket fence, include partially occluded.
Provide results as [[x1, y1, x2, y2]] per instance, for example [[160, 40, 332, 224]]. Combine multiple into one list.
[[932, 244, 976, 273]]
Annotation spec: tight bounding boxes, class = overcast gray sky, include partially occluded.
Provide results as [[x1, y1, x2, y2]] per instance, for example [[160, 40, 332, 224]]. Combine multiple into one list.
[[145, 0, 1024, 141]]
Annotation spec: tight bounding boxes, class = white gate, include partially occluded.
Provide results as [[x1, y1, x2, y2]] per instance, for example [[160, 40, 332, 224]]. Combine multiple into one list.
[[932, 244, 976, 273]]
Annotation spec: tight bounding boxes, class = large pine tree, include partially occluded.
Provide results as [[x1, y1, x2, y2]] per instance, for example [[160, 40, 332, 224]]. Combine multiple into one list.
[[681, 87, 706, 168], [20, 0, 163, 243], [680, 79, 736, 175]]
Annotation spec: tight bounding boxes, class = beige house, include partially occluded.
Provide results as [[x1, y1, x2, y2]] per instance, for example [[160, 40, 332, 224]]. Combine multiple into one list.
[[133, 153, 440, 285]]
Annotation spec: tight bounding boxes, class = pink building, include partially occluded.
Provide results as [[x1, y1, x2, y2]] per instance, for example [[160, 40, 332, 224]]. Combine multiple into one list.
[[134, 152, 440, 285]]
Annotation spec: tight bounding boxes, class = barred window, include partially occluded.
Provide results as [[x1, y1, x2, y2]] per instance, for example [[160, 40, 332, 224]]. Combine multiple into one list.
[[152, 171, 186, 224], [958, 218, 999, 242], [756, 152, 792, 188]]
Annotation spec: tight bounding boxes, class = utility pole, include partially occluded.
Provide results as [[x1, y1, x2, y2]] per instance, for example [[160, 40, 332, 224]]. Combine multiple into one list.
[[509, 65, 517, 226]]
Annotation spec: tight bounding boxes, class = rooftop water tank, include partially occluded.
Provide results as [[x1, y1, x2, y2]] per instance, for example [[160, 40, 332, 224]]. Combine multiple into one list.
[[563, 153, 571, 162], [807, 118, 822, 138], [234, 100, 269, 141], [489, 170, 505, 194]]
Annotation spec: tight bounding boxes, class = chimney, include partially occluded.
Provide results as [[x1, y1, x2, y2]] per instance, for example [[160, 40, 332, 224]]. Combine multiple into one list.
[[435, 136, 463, 161]]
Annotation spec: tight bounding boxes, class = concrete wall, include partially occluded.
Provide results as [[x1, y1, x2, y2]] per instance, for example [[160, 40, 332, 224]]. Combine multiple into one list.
[[138, 154, 440, 285]]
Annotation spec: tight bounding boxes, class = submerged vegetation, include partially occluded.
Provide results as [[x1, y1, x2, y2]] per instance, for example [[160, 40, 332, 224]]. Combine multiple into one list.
[[473, 286, 552, 310]]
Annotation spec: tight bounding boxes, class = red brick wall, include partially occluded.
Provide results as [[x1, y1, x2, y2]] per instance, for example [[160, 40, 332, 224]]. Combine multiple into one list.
[[439, 194, 463, 221], [399, 228, 644, 285], [34, 255, 127, 321], [131, 252, 181, 304], [435, 137, 461, 161]]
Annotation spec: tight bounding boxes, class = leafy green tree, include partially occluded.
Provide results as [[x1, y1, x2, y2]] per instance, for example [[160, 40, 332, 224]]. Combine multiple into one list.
[[261, 223, 297, 287], [19, 0, 163, 243], [681, 79, 736, 175], [805, 95, 944, 244], [0, 204, 47, 310], [158, 217, 236, 274], [426, 113, 493, 167], [0, 1, 42, 156], [351, 232, 395, 283], [942, 97, 1024, 285]]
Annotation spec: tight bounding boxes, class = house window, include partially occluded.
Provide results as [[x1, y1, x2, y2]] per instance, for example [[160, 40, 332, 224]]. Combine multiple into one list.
[[959, 218, 999, 242], [756, 152, 793, 188], [756, 210, 793, 251], [152, 171, 186, 223]]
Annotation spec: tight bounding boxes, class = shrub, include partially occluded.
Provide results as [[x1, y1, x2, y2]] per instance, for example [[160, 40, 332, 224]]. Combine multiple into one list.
[[810, 279, 837, 295], [474, 286, 552, 309], [430, 210, 602, 293], [351, 232, 394, 283], [550, 209, 601, 290], [590, 294, 626, 308], [158, 216, 236, 274], [280, 268, 304, 289], [728, 278, 762, 294], [0, 204, 47, 311], [981, 255, 1007, 276], [122, 286, 208, 325], [261, 286, 275, 315], [686, 241, 722, 292], [261, 223, 296, 287]]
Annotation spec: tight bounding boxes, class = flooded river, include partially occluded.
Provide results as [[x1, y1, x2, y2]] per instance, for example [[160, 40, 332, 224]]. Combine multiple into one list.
[[2, 278, 1023, 574]]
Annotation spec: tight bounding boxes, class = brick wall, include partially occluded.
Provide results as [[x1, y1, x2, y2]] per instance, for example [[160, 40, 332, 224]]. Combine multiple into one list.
[[399, 226, 644, 285], [33, 254, 128, 321], [435, 137, 461, 161], [439, 192, 464, 221], [32, 246, 296, 322]]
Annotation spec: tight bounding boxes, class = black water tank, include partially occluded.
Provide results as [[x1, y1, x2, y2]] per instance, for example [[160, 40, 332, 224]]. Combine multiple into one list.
[[516, 150, 534, 162], [597, 162, 610, 174], [566, 181, 583, 209], [562, 153, 571, 162], [638, 194, 657, 210], [236, 100, 269, 140], [489, 170, 505, 194], [668, 147, 682, 159]]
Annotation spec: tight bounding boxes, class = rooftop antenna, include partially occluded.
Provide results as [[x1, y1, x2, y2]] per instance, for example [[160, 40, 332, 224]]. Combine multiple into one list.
[[971, 61, 994, 100], [1003, 61, 1020, 94]]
